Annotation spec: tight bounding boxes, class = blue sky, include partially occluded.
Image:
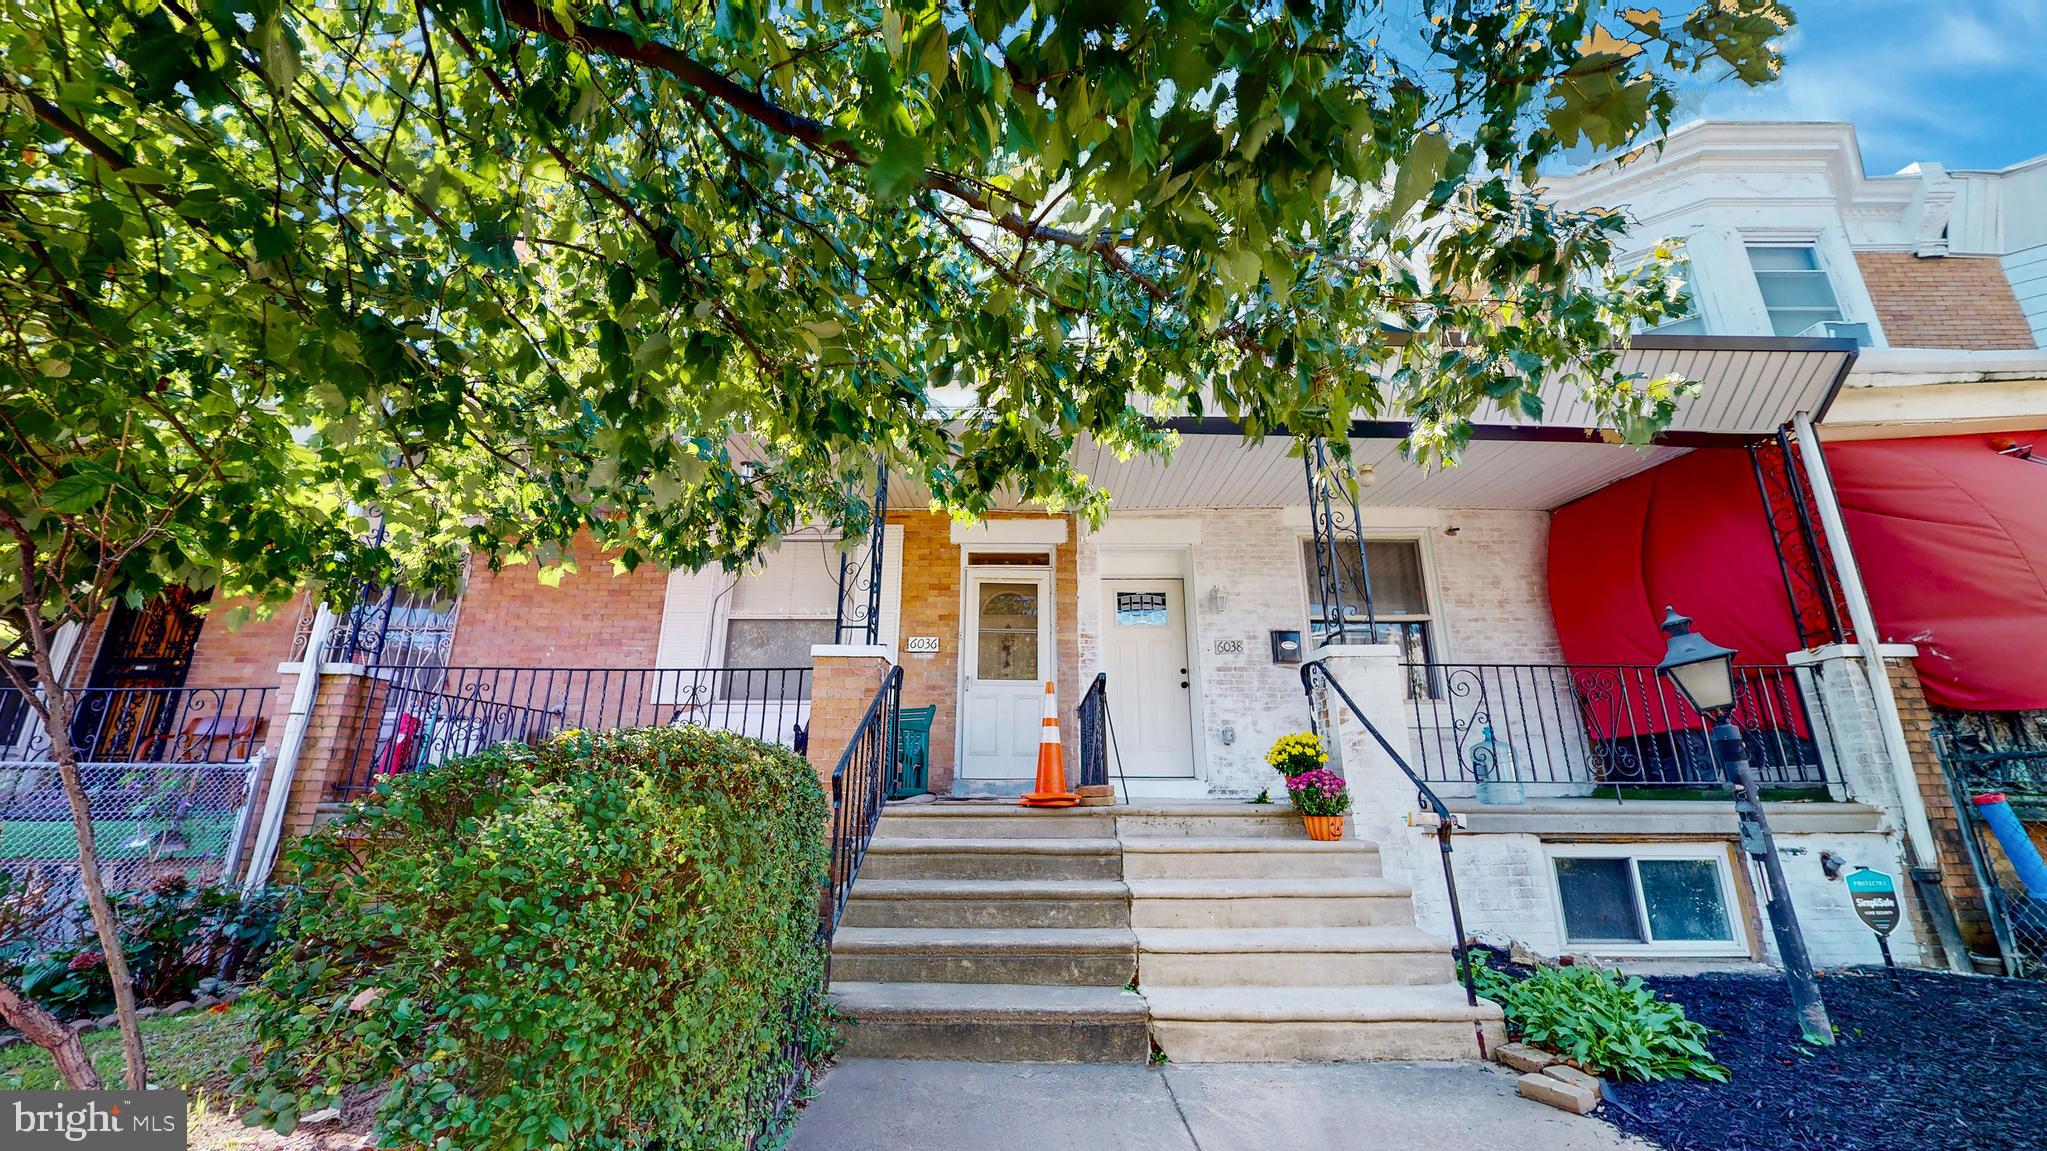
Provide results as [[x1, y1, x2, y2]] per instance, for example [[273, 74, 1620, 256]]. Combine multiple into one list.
[[1682, 0, 2047, 173]]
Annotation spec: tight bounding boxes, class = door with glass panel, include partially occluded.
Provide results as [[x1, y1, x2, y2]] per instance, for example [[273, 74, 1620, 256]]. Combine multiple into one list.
[[961, 570, 1054, 778]]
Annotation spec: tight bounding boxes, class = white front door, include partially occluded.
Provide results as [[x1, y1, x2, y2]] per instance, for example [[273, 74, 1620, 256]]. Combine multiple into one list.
[[1102, 579, 1195, 777], [961, 570, 1054, 778]]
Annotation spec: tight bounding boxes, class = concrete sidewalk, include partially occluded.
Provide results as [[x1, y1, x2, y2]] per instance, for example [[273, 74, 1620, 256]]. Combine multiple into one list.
[[786, 1059, 1656, 1151]]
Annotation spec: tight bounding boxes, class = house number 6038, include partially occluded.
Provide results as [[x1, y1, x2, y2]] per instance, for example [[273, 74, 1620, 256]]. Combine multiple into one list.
[[1214, 638, 1246, 655]]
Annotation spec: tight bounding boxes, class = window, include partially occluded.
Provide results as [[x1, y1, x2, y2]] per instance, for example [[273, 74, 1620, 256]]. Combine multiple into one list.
[[1550, 848, 1742, 954], [1632, 259, 1706, 336], [722, 537, 841, 699], [1747, 245, 1844, 337], [1300, 538, 1436, 688]]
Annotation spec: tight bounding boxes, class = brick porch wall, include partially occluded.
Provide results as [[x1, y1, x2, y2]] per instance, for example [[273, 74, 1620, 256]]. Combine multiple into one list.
[[1889, 657, 2001, 958], [1853, 252, 2037, 350], [891, 510, 1079, 794], [448, 531, 669, 668]]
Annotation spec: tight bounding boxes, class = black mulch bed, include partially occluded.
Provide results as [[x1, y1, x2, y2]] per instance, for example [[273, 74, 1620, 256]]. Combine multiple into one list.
[[1596, 965, 2047, 1151]]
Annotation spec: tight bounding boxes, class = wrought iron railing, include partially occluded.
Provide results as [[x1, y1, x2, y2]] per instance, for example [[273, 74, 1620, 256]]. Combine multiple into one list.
[[1076, 672, 1119, 793], [0, 685, 274, 767], [1404, 662, 1836, 802], [833, 465, 890, 646], [1932, 738, 2047, 978], [1301, 661, 1485, 1058], [329, 665, 811, 796], [821, 665, 902, 948]]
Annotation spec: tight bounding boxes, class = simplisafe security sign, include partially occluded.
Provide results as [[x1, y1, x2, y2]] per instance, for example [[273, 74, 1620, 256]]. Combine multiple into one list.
[[1845, 867, 1901, 936], [9, 1092, 186, 1150]]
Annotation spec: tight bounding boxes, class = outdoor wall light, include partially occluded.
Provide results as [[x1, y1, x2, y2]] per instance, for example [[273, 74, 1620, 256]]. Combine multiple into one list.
[[1207, 585, 1228, 613], [1654, 607, 1738, 715]]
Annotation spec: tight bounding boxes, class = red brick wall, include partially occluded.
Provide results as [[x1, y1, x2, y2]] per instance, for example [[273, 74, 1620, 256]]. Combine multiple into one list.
[[1854, 252, 2037, 350], [892, 511, 1079, 794], [448, 532, 669, 668], [1889, 658, 1998, 959]]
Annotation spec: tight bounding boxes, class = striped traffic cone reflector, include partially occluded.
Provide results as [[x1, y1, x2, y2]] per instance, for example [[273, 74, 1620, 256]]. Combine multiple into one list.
[[1019, 680, 1080, 808]]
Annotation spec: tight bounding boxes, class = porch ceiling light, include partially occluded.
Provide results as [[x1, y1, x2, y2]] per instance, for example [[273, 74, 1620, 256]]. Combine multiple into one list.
[[1655, 606, 1737, 716]]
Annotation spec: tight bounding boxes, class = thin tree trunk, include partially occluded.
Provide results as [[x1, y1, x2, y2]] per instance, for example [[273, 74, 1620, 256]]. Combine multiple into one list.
[[20, 624, 150, 1089], [0, 980, 102, 1089]]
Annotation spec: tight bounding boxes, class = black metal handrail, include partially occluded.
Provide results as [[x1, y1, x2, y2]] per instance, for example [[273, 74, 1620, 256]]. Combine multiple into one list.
[[821, 665, 902, 949], [1403, 661, 1835, 802], [1301, 660, 1485, 1058], [330, 665, 812, 796], [1075, 672, 1130, 799]]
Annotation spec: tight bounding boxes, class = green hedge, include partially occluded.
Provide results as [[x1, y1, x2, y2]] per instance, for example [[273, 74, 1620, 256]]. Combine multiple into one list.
[[240, 726, 831, 1150]]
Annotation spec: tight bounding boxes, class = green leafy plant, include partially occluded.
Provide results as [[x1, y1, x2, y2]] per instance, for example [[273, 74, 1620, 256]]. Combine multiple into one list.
[[1470, 953, 1728, 1082], [239, 725, 831, 1150], [2, 879, 281, 1021]]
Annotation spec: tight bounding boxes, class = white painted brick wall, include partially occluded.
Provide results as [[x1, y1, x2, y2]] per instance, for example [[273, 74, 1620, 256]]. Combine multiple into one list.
[[1078, 507, 1561, 797]]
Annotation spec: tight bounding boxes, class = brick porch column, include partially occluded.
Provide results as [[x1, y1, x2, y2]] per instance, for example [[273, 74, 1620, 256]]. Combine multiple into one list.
[[803, 645, 893, 798], [1887, 656, 2001, 961]]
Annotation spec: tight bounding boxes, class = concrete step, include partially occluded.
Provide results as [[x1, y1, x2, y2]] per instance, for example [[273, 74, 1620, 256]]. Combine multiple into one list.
[[859, 837, 1123, 881], [831, 927, 1138, 986], [1143, 984, 1506, 1062], [878, 805, 1118, 839], [843, 879, 1131, 929], [1134, 926, 1453, 987], [1114, 804, 1308, 840], [1120, 837, 1381, 880], [830, 982, 1150, 1063], [1125, 877, 1415, 930]]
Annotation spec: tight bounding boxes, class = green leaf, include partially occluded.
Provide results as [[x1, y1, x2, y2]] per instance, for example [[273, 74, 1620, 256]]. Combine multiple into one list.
[[42, 475, 106, 514], [1388, 131, 1448, 222]]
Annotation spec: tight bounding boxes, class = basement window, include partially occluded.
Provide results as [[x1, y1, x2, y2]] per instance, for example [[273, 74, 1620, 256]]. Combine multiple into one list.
[[1548, 846, 1744, 956]]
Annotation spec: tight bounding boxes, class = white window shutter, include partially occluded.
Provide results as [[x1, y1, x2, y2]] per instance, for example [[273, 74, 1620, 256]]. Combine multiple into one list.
[[877, 523, 905, 655]]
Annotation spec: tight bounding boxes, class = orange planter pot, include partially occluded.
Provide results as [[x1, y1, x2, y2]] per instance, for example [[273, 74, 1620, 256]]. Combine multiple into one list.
[[1301, 814, 1346, 841]]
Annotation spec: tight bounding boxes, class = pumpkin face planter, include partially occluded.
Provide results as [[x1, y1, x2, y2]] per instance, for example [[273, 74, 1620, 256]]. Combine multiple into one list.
[[1285, 769, 1352, 840]]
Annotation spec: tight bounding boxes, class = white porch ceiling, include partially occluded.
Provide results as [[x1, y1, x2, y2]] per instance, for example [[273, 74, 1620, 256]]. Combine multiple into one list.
[[879, 336, 1853, 514]]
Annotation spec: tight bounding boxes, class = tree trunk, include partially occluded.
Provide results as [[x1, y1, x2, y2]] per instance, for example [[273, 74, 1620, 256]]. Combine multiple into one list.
[[0, 980, 102, 1089], [22, 636, 151, 1089]]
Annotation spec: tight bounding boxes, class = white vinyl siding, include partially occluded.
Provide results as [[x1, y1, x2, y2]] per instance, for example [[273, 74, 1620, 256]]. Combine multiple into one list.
[[2004, 243, 2047, 348]]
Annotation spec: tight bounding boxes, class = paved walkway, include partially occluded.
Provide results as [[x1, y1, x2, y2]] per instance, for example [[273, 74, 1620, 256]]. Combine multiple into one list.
[[787, 1059, 1655, 1151]]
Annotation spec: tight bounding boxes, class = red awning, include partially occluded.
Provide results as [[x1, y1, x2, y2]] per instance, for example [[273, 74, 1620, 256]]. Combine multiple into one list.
[[1548, 433, 2047, 716], [1825, 432, 2047, 711]]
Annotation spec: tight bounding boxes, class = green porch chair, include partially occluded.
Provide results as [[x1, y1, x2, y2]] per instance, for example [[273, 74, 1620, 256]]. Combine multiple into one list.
[[893, 705, 937, 798]]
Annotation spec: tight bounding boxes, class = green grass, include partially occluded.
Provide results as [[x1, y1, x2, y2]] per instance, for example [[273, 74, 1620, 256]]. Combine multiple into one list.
[[0, 817, 234, 860], [0, 1005, 252, 1094]]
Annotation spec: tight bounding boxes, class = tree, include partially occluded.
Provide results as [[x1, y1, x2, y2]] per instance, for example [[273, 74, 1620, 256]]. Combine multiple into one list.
[[1, 0, 1791, 1085]]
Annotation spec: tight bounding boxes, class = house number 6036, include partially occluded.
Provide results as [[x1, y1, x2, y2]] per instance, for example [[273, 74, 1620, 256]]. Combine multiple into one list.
[[905, 636, 941, 653]]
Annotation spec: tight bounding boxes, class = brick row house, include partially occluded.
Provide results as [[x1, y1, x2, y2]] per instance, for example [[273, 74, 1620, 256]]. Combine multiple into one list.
[[7, 120, 2046, 1061]]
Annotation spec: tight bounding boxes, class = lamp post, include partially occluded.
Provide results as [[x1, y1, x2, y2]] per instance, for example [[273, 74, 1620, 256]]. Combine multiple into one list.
[[1656, 607, 1835, 1047]]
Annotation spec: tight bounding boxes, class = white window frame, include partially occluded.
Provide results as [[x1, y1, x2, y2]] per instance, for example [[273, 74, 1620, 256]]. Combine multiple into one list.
[[1744, 242, 1846, 338], [1543, 842, 1749, 958], [716, 531, 845, 699], [1295, 529, 1444, 697]]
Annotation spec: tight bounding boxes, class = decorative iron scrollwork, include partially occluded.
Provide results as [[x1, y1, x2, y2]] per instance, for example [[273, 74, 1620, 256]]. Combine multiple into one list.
[[1301, 436, 1376, 645], [834, 464, 890, 647]]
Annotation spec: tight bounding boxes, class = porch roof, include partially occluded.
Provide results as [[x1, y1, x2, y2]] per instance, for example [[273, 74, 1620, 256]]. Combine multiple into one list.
[[881, 335, 1854, 513], [1081, 335, 1856, 512]]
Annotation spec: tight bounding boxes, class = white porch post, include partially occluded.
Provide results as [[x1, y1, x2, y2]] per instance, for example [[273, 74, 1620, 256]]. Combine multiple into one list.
[[1313, 643, 1451, 936], [1791, 413, 1965, 970]]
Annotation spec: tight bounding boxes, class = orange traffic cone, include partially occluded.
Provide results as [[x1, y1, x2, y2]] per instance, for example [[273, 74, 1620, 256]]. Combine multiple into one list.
[[1019, 680, 1080, 808]]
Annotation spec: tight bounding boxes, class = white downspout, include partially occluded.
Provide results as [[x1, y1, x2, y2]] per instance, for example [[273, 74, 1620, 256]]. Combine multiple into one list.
[[241, 604, 337, 897], [1792, 414, 1967, 969]]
